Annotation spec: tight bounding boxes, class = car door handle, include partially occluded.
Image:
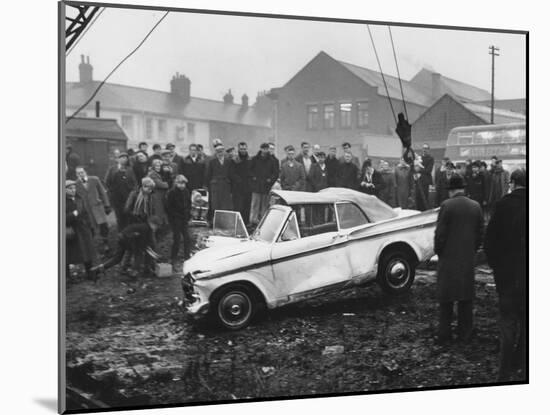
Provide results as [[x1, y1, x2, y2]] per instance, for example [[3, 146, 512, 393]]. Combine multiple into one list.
[[332, 233, 348, 242]]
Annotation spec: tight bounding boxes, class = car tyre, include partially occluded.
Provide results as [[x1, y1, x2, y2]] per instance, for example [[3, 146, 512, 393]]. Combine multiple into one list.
[[377, 250, 415, 295], [211, 284, 256, 330]]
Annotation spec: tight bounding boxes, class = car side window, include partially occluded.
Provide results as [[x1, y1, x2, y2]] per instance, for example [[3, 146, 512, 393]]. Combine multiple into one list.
[[291, 204, 338, 237], [278, 212, 300, 242], [336, 202, 369, 229]]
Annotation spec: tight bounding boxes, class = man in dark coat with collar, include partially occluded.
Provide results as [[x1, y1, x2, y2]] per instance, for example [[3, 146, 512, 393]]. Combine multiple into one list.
[[484, 169, 527, 381], [232, 142, 253, 225], [337, 152, 360, 190], [434, 175, 484, 344], [420, 143, 435, 207], [325, 145, 340, 187], [104, 152, 137, 231], [181, 144, 205, 192], [249, 143, 279, 225]]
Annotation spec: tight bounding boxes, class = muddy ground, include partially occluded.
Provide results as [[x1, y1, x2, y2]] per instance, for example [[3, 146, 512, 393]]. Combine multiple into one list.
[[65, 226, 505, 411]]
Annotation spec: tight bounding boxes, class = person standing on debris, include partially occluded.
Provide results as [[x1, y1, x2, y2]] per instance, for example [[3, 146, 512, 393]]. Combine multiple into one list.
[[125, 177, 156, 224], [147, 159, 169, 224], [295, 141, 316, 191], [91, 216, 162, 278], [395, 158, 411, 209], [232, 142, 253, 225], [133, 151, 150, 184], [66, 180, 97, 281], [309, 151, 329, 192], [337, 152, 360, 190], [378, 160, 396, 206], [436, 161, 455, 207], [279, 145, 306, 191], [466, 161, 486, 208], [104, 152, 137, 231], [420, 143, 434, 208], [249, 143, 279, 225], [205, 142, 235, 217], [339, 142, 360, 168], [65, 143, 81, 180], [434, 175, 484, 345], [325, 145, 340, 187], [487, 159, 510, 215], [484, 168, 527, 381], [359, 158, 384, 197], [75, 166, 112, 254], [166, 175, 192, 268], [181, 144, 205, 192]]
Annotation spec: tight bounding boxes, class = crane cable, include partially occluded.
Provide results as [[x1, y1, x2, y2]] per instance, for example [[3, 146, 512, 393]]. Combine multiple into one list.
[[388, 26, 409, 120], [366, 24, 397, 125], [66, 11, 170, 123], [66, 7, 105, 57]]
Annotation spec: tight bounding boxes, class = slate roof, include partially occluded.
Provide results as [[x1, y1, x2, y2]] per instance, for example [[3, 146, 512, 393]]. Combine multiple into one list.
[[409, 68, 492, 102], [462, 102, 526, 124], [65, 117, 128, 141], [66, 81, 272, 128], [338, 60, 433, 107]]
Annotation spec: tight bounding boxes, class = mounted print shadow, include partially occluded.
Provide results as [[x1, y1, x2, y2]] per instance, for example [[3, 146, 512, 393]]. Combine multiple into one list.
[[59, 1, 528, 413]]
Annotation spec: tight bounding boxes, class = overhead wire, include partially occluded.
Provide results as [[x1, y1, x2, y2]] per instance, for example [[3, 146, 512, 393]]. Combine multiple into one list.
[[366, 24, 397, 125], [66, 11, 170, 123], [388, 26, 409, 120], [66, 7, 105, 57]]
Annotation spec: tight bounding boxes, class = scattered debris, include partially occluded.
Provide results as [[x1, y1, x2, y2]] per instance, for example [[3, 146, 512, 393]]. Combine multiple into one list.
[[261, 366, 275, 375], [323, 345, 345, 355]]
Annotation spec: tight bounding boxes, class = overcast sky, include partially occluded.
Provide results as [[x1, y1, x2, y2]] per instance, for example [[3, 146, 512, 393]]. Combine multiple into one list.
[[66, 7, 526, 102]]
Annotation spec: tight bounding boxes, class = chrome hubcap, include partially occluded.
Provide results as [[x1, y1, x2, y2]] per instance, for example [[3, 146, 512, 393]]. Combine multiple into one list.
[[386, 259, 410, 288], [219, 292, 251, 327]]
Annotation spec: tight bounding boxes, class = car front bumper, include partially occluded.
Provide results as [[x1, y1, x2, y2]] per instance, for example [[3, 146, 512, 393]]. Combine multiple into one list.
[[181, 274, 210, 318]]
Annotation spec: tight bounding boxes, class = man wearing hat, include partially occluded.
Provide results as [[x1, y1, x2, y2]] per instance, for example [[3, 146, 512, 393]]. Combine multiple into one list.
[[466, 161, 486, 207], [484, 168, 527, 381], [165, 175, 192, 268], [104, 152, 137, 231], [166, 143, 184, 173], [204, 142, 235, 220], [434, 174, 484, 345], [250, 142, 279, 224], [66, 180, 97, 281]]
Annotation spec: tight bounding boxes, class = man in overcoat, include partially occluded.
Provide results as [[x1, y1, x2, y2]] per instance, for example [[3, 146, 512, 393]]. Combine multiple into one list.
[[484, 168, 527, 381], [394, 158, 411, 209], [104, 152, 137, 231], [308, 152, 329, 192], [181, 144, 205, 192], [359, 158, 385, 197], [75, 166, 112, 252], [337, 152, 360, 190], [434, 174, 484, 344], [232, 142, 253, 225], [420, 143, 435, 208], [204, 143, 235, 218], [249, 143, 279, 225], [279, 145, 306, 191]]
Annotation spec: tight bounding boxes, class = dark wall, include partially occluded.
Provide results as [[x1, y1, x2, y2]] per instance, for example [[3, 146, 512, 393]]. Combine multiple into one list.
[[67, 137, 126, 180]]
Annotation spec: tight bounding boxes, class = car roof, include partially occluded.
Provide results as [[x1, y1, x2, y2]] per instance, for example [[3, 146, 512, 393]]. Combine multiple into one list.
[[271, 187, 398, 222]]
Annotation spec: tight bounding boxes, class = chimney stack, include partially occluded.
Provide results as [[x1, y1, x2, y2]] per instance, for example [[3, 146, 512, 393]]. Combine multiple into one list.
[[241, 94, 249, 109], [223, 89, 234, 104], [431, 72, 442, 99], [79, 55, 93, 84], [170, 73, 191, 103]]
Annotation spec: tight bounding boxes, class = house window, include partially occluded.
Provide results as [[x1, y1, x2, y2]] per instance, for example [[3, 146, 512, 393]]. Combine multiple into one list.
[[323, 104, 335, 129], [307, 105, 319, 129], [145, 117, 154, 140], [339, 102, 352, 128], [188, 122, 195, 138], [158, 119, 167, 139], [121, 115, 133, 135], [357, 101, 369, 128]]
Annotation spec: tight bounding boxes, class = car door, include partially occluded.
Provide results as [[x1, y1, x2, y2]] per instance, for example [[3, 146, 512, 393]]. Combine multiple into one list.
[[270, 204, 352, 303]]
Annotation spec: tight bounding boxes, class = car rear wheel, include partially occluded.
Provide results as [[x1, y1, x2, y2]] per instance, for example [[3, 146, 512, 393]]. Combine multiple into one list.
[[377, 250, 415, 295], [211, 284, 256, 330]]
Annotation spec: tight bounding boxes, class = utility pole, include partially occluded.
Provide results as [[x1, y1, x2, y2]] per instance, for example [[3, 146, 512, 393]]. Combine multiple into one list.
[[488, 45, 500, 124]]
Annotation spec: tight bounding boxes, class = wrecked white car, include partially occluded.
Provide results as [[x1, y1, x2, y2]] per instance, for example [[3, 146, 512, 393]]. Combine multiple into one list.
[[182, 188, 438, 330]]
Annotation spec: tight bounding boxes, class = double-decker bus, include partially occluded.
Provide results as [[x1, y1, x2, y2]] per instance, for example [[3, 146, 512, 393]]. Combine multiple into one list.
[[444, 122, 526, 172]]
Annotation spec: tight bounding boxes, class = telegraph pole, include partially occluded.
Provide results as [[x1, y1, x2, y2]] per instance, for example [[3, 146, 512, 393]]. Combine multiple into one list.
[[488, 45, 500, 124]]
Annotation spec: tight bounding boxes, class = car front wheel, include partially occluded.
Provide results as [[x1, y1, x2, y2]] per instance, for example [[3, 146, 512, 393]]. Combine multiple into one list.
[[377, 250, 415, 295], [211, 284, 256, 330]]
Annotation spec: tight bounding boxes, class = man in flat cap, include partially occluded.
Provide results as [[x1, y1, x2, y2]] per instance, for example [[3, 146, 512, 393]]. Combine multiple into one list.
[[204, 142, 235, 222], [434, 174, 484, 345]]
